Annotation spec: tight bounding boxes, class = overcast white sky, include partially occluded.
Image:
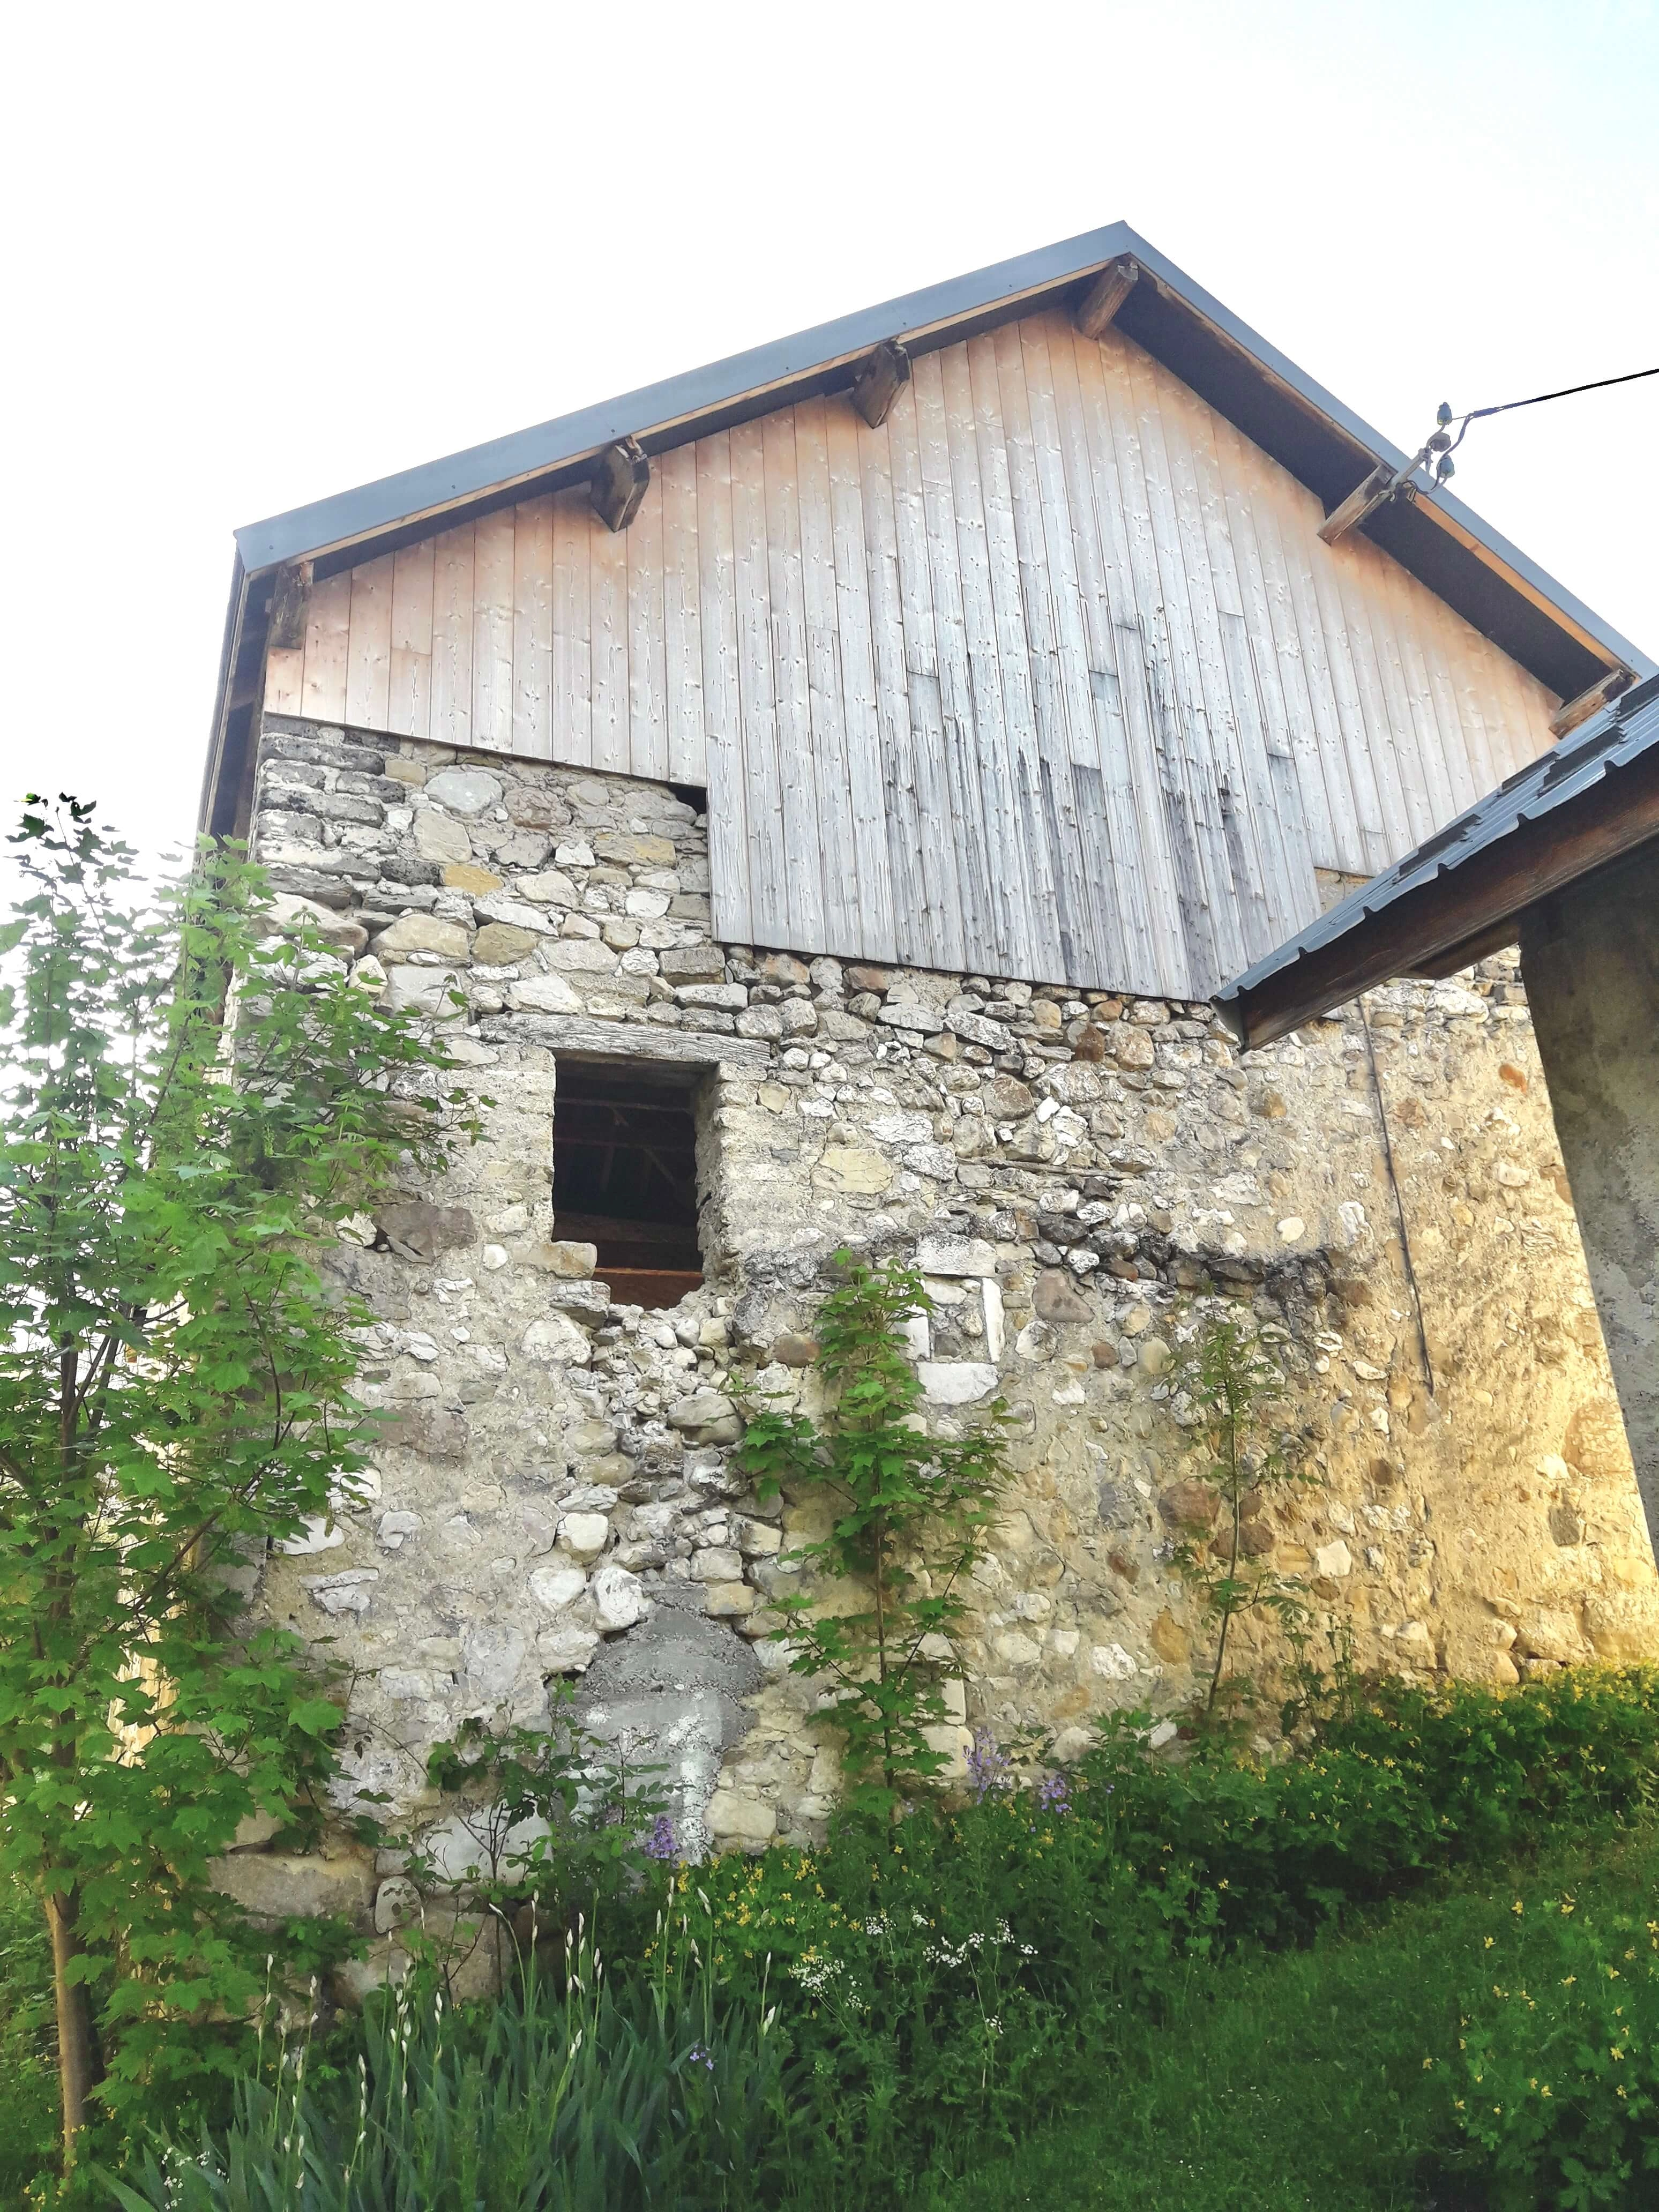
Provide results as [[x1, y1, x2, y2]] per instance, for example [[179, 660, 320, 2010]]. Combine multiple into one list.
[[3, 0, 1655, 871]]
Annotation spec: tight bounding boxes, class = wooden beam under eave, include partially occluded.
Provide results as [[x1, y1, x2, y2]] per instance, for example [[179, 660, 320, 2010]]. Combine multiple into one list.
[[1317, 462, 1397, 547], [1074, 257, 1139, 340], [850, 340, 911, 428], [1550, 667, 1633, 740], [266, 559, 313, 652], [591, 438, 651, 533]]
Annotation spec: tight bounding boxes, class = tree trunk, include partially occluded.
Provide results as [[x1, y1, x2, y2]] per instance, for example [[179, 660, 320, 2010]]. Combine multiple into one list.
[[44, 1885, 100, 2169]]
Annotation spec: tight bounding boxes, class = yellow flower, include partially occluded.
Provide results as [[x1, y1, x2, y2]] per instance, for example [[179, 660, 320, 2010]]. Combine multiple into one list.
[[1512, 1901, 1524, 1915]]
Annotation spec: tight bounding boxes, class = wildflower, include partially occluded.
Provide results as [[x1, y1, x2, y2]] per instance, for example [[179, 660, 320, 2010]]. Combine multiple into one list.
[[644, 1815, 679, 1863], [966, 1725, 1013, 1803], [1035, 1772, 1071, 1817], [687, 2043, 716, 2072]]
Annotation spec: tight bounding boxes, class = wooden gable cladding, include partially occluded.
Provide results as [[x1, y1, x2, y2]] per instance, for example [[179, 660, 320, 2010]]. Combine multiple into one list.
[[265, 310, 1560, 997]]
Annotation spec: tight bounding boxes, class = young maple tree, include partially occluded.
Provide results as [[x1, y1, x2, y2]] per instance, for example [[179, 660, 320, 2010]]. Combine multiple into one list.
[[737, 1253, 1012, 1817], [0, 796, 482, 2176], [1168, 1311, 1316, 1714]]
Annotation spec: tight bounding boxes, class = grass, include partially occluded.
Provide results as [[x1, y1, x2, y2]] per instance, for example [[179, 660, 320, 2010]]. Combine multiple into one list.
[[935, 1826, 1659, 2212]]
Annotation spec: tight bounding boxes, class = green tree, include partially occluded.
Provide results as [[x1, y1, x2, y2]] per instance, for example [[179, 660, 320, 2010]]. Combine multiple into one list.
[[736, 1253, 1012, 1817], [0, 795, 482, 2177], [1168, 1311, 1316, 1714]]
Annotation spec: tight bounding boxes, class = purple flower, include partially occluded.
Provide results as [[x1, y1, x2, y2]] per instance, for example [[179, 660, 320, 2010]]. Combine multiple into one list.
[[687, 2043, 716, 2072], [644, 1815, 679, 1862], [1035, 1773, 1071, 1817], [966, 1726, 1013, 1804]]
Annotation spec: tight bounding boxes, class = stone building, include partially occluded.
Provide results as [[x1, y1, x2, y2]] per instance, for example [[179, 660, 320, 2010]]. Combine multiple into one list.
[[200, 225, 1658, 1864]]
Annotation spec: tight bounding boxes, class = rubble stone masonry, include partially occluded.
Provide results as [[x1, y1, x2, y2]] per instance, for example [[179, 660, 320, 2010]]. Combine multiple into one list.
[[240, 712, 1659, 1879]]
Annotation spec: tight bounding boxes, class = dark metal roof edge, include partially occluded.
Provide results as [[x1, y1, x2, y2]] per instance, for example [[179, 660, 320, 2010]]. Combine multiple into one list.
[[234, 221, 1142, 573], [223, 220, 1654, 683], [1215, 674, 1659, 1009]]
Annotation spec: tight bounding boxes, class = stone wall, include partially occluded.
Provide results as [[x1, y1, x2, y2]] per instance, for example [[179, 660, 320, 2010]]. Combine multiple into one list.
[[244, 712, 1659, 1869]]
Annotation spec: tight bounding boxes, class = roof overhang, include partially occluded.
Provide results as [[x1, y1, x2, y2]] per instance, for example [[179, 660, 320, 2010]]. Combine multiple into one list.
[[1215, 675, 1659, 1048], [203, 220, 1655, 835]]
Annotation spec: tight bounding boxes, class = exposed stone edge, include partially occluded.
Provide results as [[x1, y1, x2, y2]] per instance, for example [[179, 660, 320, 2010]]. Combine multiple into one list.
[[474, 1011, 772, 1068]]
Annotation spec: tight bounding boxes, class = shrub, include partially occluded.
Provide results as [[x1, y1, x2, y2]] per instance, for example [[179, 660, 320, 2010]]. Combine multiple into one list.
[[1074, 1666, 1659, 1948], [1446, 1890, 1659, 2209]]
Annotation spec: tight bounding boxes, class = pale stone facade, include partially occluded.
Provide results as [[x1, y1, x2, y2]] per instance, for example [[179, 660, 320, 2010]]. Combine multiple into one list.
[[245, 712, 1659, 1863]]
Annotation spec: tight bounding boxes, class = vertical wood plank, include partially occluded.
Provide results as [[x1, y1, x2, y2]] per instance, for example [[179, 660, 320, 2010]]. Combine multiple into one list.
[[1209, 411, 1331, 891], [911, 349, 995, 974], [512, 495, 554, 760], [1294, 501, 1392, 871], [1204, 409, 1320, 929], [265, 647, 305, 715], [696, 430, 752, 943], [1320, 531, 1419, 860], [1351, 536, 1448, 844], [1077, 329, 1203, 995], [345, 552, 394, 731], [729, 417, 789, 944], [941, 341, 1040, 978], [659, 443, 707, 786], [761, 408, 826, 952], [551, 492, 593, 768], [589, 502, 631, 774], [1088, 332, 1215, 995], [470, 508, 515, 754], [1175, 383, 1310, 951], [388, 540, 434, 741], [864, 388, 962, 970], [1118, 342, 1249, 989], [1047, 319, 1171, 993], [1254, 450, 1370, 874], [626, 465, 668, 781], [826, 394, 899, 963], [991, 320, 1099, 985], [430, 525, 475, 749], [794, 394, 862, 956], [300, 568, 351, 724]]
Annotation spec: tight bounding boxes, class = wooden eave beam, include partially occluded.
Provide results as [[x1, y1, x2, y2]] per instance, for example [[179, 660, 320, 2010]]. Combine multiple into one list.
[[850, 339, 911, 428], [590, 437, 651, 532], [1219, 747, 1659, 1049], [1074, 257, 1140, 340], [1317, 462, 1398, 547], [1550, 666, 1634, 740], [266, 559, 313, 651]]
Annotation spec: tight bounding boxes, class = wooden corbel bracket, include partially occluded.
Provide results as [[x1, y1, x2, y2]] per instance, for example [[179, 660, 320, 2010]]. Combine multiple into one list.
[[1075, 257, 1140, 340], [850, 339, 912, 428], [1317, 462, 1399, 546], [1550, 667, 1634, 740], [591, 437, 652, 533]]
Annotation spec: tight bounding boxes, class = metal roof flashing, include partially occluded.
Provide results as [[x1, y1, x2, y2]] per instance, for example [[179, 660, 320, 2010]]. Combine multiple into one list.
[[1214, 673, 1659, 1044], [202, 222, 1654, 835]]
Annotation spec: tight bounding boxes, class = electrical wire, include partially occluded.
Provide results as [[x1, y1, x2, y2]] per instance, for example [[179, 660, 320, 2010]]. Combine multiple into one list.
[[1458, 363, 1658, 427]]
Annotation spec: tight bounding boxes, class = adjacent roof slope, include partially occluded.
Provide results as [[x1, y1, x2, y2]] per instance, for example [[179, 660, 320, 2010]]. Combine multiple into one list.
[[203, 221, 1654, 832], [1215, 672, 1659, 1046]]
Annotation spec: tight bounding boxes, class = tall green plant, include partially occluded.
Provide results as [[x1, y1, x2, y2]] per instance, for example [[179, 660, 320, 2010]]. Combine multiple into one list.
[[736, 1253, 1012, 1817], [1168, 1311, 1316, 1713], [0, 795, 483, 2173]]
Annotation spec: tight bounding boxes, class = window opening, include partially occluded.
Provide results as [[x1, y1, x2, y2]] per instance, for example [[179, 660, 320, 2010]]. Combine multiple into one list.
[[551, 1060, 704, 1309]]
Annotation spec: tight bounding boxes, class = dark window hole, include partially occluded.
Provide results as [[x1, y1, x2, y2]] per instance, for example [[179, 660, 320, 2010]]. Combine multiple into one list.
[[552, 1060, 704, 1310]]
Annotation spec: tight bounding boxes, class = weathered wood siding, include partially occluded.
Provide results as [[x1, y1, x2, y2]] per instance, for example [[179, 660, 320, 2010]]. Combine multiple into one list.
[[266, 309, 1561, 995]]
